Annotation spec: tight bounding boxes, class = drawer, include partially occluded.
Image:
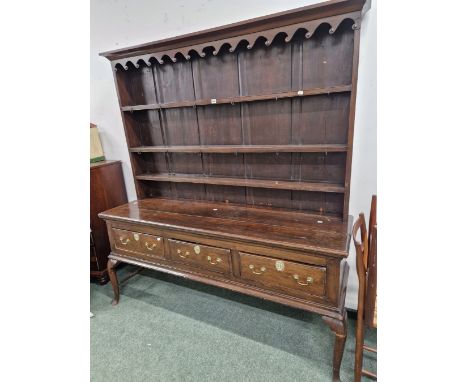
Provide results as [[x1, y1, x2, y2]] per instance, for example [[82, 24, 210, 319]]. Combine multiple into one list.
[[239, 252, 326, 298], [113, 228, 141, 253], [168, 239, 231, 275], [139, 232, 164, 257], [112, 228, 164, 260]]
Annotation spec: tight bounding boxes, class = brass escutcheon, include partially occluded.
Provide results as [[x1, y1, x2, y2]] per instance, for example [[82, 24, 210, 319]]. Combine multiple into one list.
[[194, 245, 201, 254], [275, 260, 285, 272], [133, 233, 140, 241]]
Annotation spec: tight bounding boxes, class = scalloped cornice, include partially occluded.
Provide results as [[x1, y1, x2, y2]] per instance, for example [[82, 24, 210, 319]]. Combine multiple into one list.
[[100, 0, 368, 71]]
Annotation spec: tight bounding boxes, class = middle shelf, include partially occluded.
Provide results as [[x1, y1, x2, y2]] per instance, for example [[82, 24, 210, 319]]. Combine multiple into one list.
[[135, 173, 345, 193]]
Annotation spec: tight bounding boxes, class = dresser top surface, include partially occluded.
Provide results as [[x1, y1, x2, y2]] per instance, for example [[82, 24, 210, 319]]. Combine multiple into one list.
[[99, 198, 352, 257], [90, 160, 121, 169]]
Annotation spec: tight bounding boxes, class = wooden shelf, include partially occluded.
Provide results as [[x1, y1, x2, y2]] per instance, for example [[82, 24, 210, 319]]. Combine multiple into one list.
[[135, 173, 345, 193], [129, 144, 348, 154], [121, 85, 352, 112]]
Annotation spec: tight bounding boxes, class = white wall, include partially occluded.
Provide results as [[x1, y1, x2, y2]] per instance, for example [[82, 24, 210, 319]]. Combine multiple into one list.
[[91, 0, 376, 309]]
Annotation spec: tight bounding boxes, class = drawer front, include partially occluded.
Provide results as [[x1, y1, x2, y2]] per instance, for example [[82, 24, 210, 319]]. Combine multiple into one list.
[[239, 252, 326, 298], [168, 239, 231, 274], [139, 232, 164, 258], [112, 228, 164, 260], [113, 228, 141, 253]]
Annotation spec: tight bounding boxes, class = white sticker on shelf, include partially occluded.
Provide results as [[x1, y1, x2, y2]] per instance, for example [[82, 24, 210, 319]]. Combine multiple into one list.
[[297, 90, 304, 96], [211, 98, 217, 104]]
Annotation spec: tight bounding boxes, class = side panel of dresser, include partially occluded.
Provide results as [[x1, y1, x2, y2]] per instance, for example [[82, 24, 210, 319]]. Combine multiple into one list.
[[90, 161, 128, 284], [104, 219, 346, 317]]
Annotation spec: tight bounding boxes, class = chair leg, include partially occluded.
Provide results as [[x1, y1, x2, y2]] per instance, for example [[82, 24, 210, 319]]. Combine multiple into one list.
[[323, 311, 348, 382], [354, 307, 365, 382], [107, 258, 120, 306]]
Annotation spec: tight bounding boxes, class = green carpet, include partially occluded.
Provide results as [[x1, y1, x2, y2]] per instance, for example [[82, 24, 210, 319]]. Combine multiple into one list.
[[91, 265, 376, 382]]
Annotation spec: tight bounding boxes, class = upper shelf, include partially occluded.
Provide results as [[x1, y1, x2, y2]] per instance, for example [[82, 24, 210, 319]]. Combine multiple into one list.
[[129, 144, 348, 154], [120, 85, 352, 112]]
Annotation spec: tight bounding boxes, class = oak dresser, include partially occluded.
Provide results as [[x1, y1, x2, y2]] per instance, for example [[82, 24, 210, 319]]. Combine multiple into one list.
[[99, 1, 370, 380]]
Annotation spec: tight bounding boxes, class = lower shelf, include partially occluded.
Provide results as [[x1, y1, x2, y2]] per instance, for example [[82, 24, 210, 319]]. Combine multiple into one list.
[[135, 174, 345, 193], [129, 144, 348, 154]]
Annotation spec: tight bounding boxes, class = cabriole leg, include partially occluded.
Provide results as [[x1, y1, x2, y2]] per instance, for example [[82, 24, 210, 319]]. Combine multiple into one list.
[[322, 311, 348, 382], [107, 258, 120, 306]]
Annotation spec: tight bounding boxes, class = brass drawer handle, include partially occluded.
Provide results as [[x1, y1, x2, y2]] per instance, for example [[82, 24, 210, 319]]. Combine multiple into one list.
[[145, 242, 157, 250], [119, 237, 130, 245], [293, 274, 314, 286], [177, 249, 190, 259], [249, 264, 266, 275], [206, 255, 222, 265]]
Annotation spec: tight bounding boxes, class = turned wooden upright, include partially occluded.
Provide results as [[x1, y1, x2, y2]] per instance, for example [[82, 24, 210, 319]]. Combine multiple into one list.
[[353, 195, 377, 381], [99, 1, 370, 380]]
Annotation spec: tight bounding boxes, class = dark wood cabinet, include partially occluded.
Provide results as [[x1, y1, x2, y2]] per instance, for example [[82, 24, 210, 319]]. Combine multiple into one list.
[[99, 1, 370, 380], [90, 160, 127, 284]]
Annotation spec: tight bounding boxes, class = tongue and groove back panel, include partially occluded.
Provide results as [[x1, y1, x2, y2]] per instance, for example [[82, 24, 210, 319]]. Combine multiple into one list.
[[110, 9, 361, 219]]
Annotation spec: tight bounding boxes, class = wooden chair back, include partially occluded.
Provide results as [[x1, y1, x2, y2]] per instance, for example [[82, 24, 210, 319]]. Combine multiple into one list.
[[353, 212, 369, 294], [353, 195, 377, 381], [366, 195, 377, 328]]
